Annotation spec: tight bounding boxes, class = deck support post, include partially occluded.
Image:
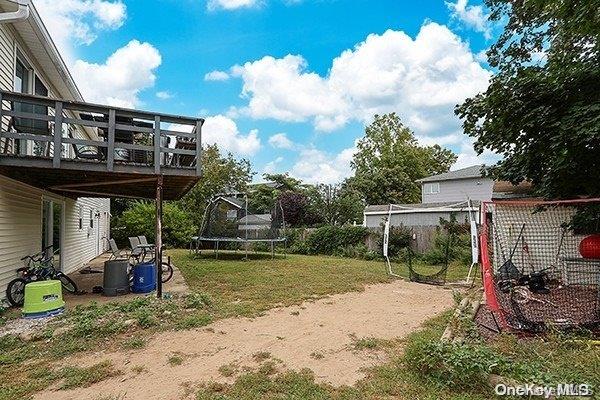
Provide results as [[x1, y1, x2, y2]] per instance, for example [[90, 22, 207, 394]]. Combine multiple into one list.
[[155, 175, 163, 299]]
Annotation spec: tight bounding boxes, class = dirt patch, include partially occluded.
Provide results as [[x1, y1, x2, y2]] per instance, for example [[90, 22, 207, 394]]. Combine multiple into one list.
[[34, 280, 454, 400]]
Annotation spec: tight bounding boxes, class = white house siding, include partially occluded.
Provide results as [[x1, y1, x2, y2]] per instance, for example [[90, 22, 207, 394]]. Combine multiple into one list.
[[62, 197, 110, 275], [0, 175, 110, 299], [0, 20, 111, 300], [422, 178, 494, 204], [0, 175, 42, 296], [0, 24, 14, 91]]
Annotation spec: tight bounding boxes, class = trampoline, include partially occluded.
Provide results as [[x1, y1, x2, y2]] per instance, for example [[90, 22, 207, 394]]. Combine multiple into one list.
[[190, 194, 286, 259]]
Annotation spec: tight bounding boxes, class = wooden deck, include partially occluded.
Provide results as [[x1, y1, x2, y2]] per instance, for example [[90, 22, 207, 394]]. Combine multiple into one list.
[[0, 90, 203, 199]]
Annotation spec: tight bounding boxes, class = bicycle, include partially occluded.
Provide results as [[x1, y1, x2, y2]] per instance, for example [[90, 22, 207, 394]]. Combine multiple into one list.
[[127, 245, 174, 284], [6, 246, 78, 307]]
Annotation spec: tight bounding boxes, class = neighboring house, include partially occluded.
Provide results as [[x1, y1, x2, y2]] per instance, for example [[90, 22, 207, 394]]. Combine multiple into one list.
[[213, 196, 245, 221], [417, 165, 493, 204], [363, 164, 535, 229], [238, 213, 272, 238], [0, 1, 202, 300]]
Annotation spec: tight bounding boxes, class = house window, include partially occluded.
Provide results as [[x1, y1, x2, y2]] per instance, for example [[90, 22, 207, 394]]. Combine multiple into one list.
[[226, 209, 238, 221], [89, 210, 94, 228], [78, 206, 83, 230], [423, 182, 440, 195], [14, 57, 31, 94]]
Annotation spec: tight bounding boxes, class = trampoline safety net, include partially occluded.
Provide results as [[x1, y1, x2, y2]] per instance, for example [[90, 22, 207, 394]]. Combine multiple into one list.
[[192, 195, 286, 252], [481, 199, 600, 333]]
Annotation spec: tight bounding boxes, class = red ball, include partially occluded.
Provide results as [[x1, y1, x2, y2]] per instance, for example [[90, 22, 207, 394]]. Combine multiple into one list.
[[579, 234, 600, 259]]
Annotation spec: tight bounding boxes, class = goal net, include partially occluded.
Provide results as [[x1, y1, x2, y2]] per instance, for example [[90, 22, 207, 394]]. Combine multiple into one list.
[[481, 199, 600, 332], [383, 202, 477, 286]]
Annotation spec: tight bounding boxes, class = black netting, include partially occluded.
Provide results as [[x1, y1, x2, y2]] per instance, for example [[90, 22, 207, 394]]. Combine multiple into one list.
[[407, 219, 470, 286], [198, 195, 286, 241], [484, 201, 600, 332]]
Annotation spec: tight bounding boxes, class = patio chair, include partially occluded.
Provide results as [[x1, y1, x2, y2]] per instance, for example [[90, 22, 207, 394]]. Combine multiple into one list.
[[128, 236, 144, 261], [170, 138, 197, 168], [108, 238, 128, 260], [69, 131, 105, 161], [138, 235, 155, 249]]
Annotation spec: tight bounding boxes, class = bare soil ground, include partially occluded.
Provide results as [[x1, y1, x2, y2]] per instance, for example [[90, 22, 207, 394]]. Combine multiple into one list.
[[34, 280, 454, 400]]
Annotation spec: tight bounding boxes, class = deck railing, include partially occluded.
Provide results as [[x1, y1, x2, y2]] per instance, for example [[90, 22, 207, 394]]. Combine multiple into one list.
[[0, 90, 203, 176]]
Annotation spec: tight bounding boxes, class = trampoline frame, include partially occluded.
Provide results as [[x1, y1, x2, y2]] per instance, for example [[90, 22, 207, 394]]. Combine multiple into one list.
[[189, 236, 287, 259]]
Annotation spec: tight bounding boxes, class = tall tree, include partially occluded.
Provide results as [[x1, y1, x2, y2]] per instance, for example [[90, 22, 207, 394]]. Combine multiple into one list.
[[177, 144, 252, 226], [311, 183, 364, 226], [456, 0, 600, 198], [249, 173, 303, 213], [347, 113, 457, 205]]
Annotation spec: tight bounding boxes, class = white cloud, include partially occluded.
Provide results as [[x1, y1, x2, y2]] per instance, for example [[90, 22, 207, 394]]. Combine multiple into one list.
[[203, 115, 261, 155], [230, 22, 490, 137], [34, 0, 126, 63], [290, 145, 357, 184], [268, 133, 295, 149], [169, 115, 261, 155], [71, 40, 162, 108], [263, 156, 284, 174], [156, 91, 174, 100], [204, 70, 231, 81], [207, 0, 260, 11], [446, 0, 491, 39], [453, 137, 499, 170], [475, 49, 488, 63]]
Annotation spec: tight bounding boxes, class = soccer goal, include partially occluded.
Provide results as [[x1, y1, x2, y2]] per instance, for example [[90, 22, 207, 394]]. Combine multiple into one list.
[[481, 199, 600, 332], [382, 202, 477, 286]]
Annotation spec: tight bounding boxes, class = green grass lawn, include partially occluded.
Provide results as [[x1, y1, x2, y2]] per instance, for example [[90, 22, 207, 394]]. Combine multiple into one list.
[[170, 250, 471, 318], [171, 251, 390, 317]]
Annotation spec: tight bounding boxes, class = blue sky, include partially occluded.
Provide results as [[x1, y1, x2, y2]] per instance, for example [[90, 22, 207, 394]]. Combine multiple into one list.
[[34, 0, 499, 183]]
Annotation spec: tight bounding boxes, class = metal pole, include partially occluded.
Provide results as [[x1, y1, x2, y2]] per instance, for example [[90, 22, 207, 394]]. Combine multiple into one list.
[[245, 194, 249, 260], [155, 175, 163, 299]]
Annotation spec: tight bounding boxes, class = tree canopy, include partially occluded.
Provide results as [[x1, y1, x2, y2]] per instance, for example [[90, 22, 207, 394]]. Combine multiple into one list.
[[177, 144, 252, 226], [456, 0, 600, 199], [346, 113, 457, 205]]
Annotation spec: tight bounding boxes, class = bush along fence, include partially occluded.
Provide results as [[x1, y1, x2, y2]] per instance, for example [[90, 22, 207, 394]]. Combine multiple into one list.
[[284, 222, 472, 265]]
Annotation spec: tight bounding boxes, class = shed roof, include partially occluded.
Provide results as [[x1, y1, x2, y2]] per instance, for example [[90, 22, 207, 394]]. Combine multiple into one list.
[[238, 213, 271, 224]]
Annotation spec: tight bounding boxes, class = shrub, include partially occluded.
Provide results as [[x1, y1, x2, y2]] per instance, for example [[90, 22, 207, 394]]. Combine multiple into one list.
[[403, 339, 506, 390], [111, 201, 197, 248], [376, 225, 412, 258], [305, 226, 369, 255], [422, 231, 471, 265]]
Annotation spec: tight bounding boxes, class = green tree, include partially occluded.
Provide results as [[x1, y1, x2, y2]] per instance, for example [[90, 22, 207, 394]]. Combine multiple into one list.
[[455, 0, 600, 199], [249, 173, 303, 213], [347, 113, 457, 205], [177, 144, 252, 226], [112, 202, 196, 248], [311, 183, 364, 226]]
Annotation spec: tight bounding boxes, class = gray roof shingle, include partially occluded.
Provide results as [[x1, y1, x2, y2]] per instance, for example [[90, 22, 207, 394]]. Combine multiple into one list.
[[416, 165, 485, 183]]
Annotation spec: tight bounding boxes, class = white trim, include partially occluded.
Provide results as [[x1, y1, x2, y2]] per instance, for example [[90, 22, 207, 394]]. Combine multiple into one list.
[[423, 182, 440, 195], [364, 207, 478, 216], [214, 196, 243, 209], [41, 194, 66, 272]]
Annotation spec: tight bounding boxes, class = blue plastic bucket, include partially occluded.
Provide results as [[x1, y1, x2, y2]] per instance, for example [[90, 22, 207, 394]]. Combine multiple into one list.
[[131, 262, 156, 293]]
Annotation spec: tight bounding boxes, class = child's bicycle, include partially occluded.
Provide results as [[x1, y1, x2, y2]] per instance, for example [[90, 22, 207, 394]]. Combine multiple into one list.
[[5, 246, 78, 307]]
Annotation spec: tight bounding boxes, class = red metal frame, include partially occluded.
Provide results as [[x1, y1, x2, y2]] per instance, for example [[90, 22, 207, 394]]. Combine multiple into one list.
[[480, 201, 509, 330]]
